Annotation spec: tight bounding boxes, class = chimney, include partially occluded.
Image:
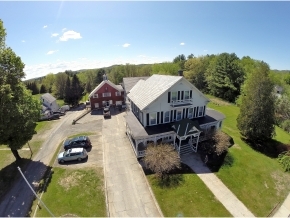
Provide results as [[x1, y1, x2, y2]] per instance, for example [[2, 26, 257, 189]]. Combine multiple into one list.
[[178, 70, 183, 77]]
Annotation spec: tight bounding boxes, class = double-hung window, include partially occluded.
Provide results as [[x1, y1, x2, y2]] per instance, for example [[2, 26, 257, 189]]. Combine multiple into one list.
[[184, 91, 190, 100], [115, 91, 121, 96], [102, 92, 111, 97], [93, 93, 98, 98], [171, 91, 177, 102], [198, 106, 204, 117], [164, 111, 170, 123], [188, 108, 193, 119], [150, 113, 157, 125]]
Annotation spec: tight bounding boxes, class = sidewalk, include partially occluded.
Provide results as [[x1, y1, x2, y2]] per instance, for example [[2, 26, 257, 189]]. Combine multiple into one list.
[[273, 193, 290, 217], [181, 153, 255, 217]]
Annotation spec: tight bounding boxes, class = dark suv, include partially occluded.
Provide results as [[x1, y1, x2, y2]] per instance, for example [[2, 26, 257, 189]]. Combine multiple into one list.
[[63, 136, 92, 150]]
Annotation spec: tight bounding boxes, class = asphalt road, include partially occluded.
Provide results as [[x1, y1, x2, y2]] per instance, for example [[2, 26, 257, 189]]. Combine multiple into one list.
[[0, 109, 86, 217]]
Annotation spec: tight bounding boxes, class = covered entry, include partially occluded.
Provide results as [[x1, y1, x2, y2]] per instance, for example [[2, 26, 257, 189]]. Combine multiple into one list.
[[171, 118, 202, 155]]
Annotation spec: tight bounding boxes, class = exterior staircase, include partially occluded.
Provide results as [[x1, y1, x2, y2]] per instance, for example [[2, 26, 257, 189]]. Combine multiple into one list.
[[179, 144, 194, 155]]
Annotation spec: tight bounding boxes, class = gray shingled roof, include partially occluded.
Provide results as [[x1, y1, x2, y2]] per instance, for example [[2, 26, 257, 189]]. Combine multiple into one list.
[[41, 93, 56, 103], [122, 77, 149, 94], [127, 74, 182, 110]]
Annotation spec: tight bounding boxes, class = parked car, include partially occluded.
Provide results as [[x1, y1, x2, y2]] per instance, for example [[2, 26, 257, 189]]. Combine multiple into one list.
[[63, 136, 92, 150], [58, 148, 88, 163], [103, 107, 111, 118]]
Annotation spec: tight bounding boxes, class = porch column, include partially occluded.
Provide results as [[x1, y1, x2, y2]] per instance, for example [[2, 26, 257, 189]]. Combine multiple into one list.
[[195, 132, 200, 152]]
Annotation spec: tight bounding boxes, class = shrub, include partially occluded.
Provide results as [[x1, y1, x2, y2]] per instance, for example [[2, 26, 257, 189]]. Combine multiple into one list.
[[278, 151, 290, 172], [143, 143, 181, 180]]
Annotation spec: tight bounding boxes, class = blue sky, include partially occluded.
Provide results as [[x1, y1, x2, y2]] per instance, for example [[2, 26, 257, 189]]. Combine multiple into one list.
[[1, 1, 290, 80]]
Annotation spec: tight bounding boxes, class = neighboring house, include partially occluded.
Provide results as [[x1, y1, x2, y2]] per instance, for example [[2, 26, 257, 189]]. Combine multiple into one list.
[[88, 75, 124, 110], [40, 93, 60, 112], [125, 73, 225, 158]]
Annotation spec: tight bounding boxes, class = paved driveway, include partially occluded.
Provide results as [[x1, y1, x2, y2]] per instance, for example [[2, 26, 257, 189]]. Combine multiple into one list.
[[102, 111, 162, 217]]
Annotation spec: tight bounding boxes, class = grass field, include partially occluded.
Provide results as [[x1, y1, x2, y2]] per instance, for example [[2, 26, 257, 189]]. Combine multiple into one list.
[[206, 95, 290, 216], [147, 173, 232, 217], [34, 167, 106, 217]]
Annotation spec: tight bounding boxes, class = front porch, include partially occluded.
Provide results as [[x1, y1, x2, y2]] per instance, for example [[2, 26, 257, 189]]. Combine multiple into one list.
[[125, 108, 224, 158]]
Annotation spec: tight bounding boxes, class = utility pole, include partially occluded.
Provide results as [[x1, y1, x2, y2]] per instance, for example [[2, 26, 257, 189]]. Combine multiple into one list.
[[17, 166, 55, 217]]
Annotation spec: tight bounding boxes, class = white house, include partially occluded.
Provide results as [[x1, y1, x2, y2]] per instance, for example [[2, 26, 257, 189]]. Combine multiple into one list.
[[40, 93, 59, 112], [125, 74, 225, 158]]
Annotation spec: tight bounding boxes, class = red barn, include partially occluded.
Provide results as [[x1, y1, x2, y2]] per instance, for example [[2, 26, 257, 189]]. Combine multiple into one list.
[[89, 80, 124, 110]]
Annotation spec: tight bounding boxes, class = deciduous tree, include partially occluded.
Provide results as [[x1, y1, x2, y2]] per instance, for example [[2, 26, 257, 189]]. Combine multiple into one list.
[[143, 143, 180, 180], [0, 20, 41, 160]]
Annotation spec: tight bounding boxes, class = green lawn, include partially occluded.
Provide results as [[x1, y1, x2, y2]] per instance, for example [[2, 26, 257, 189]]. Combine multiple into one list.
[[35, 167, 106, 217], [147, 174, 232, 217], [206, 95, 290, 216]]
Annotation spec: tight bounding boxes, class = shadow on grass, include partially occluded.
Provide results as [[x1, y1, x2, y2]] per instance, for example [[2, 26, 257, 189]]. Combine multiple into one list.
[[140, 162, 192, 188], [242, 138, 290, 158]]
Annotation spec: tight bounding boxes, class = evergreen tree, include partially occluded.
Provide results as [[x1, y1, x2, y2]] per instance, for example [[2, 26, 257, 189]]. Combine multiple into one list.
[[64, 75, 72, 105], [71, 74, 83, 106], [237, 61, 276, 142], [39, 84, 46, 93]]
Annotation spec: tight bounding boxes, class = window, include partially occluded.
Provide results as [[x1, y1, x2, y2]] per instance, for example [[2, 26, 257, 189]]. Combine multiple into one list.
[[93, 93, 98, 98], [102, 92, 111, 97], [164, 111, 170, 123], [150, 113, 157, 125], [198, 106, 203, 116], [171, 91, 177, 101], [184, 91, 190, 100], [188, 108, 193, 118], [115, 91, 121, 96], [94, 103, 99, 108], [176, 109, 182, 121]]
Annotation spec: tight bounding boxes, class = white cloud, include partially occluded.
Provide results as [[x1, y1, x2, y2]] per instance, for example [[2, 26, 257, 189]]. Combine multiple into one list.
[[203, 49, 208, 52], [59, 30, 82, 41], [21, 40, 25, 43], [180, 42, 185, 46], [62, 28, 67, 32], [51, 33, 59, 37], [46, 50, 59, 55], [123, 43, 130, 48], [43, 25, 47, 29]]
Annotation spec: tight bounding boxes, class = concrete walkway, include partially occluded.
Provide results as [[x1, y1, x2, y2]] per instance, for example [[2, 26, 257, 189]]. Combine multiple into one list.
[[181, 153, 255, 217], [102, 112, 162, 217], [273, 193, 290, 217]]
